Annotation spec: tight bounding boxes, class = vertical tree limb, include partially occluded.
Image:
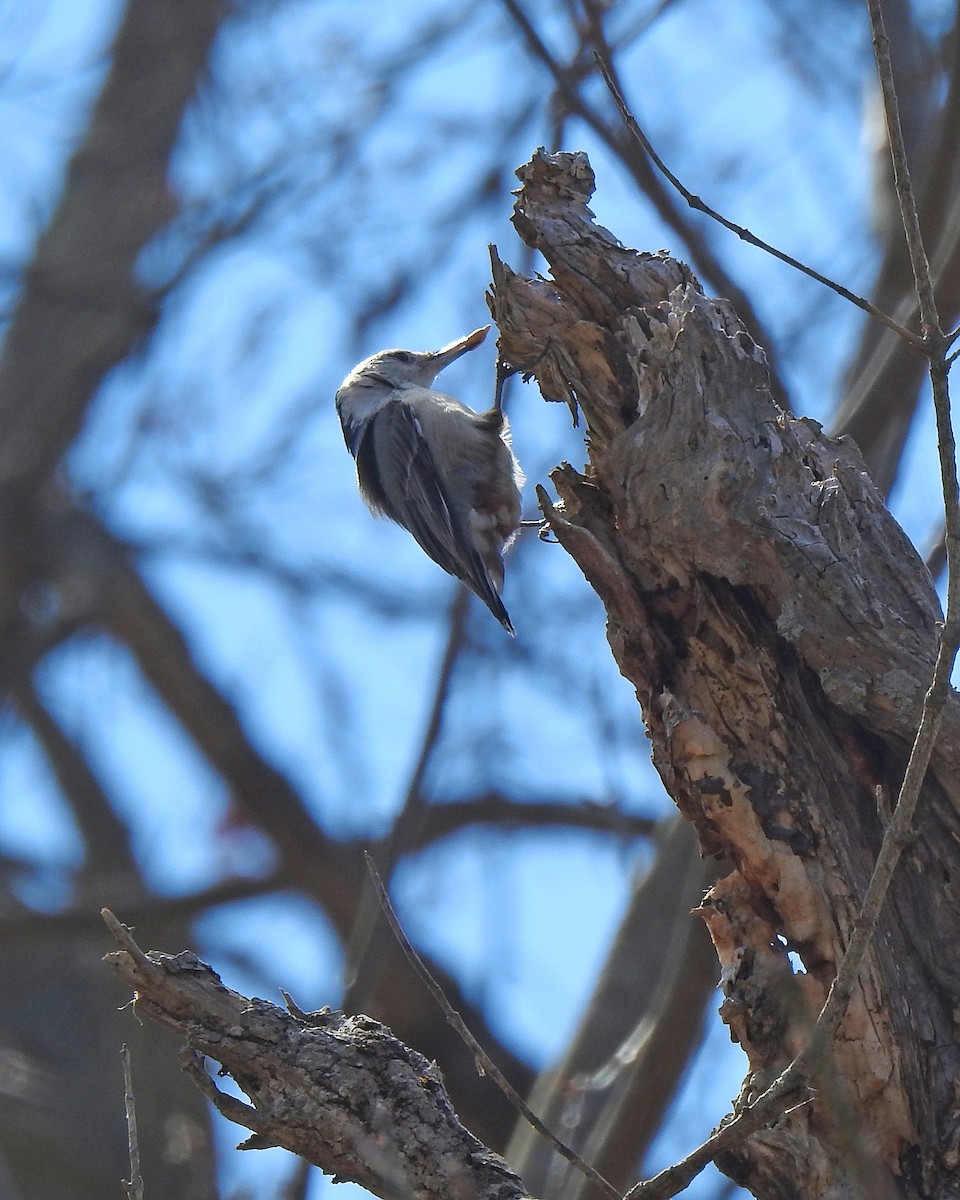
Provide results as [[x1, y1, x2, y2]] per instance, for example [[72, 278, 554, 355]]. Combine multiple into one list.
[[490, 148, 960, 1198], [0, 0, 224, 497]]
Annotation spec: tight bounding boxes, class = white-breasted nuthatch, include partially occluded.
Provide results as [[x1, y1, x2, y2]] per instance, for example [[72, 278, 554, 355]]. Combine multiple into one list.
[[336, 325, 524, 633]]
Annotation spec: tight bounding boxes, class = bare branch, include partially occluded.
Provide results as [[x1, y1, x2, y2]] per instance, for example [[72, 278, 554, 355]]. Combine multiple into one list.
[[0, 0, 226, 497], [865, 0, 939, 337], [101, 910, 531, 1200], [832, 3, 960, 496], [15, 679, 140, 886], [411, 793, 657, 846], [364, 854, 621, 1200], [62, 505, 358, 920], [344, 589, 471, 1010], [594, 51, 924, 350], [0, 876, 283, 942], [120, 1045, 143, 1200]]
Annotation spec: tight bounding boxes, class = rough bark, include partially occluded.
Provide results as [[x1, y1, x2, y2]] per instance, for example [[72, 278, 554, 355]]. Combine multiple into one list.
[[488, 149, 960, 1199], [102, 912, 530, 1200]]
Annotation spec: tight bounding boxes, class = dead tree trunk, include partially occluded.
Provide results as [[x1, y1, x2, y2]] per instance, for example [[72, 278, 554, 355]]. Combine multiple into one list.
[[489, 149, 960, 1200], [104, 149, 960, 1200]]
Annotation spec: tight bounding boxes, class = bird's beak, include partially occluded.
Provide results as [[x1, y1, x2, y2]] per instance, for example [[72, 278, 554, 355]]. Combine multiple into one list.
[[430, 325, 489, 369]]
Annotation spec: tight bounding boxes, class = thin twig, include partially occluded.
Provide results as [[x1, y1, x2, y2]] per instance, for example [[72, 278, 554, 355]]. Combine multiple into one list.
[[343, 589, 469, 1010], [498, 0, 792, 408], [622, 1101, 769, 1200], [865, 0, 939, 338], [179, 1046, 269, 1136], [363, 852, 622, 1200], [102, 908, 153, 969], [593, 52, 924, 351], [121, 1044, 144, 1200]]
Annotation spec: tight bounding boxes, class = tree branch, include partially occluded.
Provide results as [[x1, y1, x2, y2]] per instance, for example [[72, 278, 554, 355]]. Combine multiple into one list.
[[364, 855, 621, 1200], [101, 909, 532, 1200], [866, 0, 939, 338], [0, 0, 226, 498], [594, 51, 923, 350]]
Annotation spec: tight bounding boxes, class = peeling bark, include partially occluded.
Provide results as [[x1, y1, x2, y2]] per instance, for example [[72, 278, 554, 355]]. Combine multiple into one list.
[[489, 149, 960, 1199]]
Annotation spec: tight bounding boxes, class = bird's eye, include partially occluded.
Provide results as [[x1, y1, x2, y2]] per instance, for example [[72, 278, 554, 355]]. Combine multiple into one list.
[[393, 351, 413, 363]]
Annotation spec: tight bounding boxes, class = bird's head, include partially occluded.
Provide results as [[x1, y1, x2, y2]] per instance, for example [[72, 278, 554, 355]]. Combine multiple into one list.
[[338, 325, 489, 397], [336, 326, 490, 452]]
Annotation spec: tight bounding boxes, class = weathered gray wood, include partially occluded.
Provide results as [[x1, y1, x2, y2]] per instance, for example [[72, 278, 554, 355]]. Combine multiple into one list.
[[489, 149, 960, 1199], [103, 912, 529, 1200]]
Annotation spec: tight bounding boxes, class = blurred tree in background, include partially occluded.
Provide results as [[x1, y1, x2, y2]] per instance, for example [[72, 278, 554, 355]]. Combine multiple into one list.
[[0, 1, 954, 1198]]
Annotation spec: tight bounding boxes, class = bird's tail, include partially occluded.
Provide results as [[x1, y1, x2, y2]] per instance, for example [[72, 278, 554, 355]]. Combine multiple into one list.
[[464, 536, 515, 635], [456, 559, 515, 634], [482, 588, 515, 636]]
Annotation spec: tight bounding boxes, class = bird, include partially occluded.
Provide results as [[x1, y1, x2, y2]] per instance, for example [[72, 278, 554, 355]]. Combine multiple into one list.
[[335, 325, 524, 633]]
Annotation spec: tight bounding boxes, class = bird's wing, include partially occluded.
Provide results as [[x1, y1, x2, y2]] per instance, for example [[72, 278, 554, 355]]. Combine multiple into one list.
[[362, 399, 472, 572], [360, 400, 513, 630]]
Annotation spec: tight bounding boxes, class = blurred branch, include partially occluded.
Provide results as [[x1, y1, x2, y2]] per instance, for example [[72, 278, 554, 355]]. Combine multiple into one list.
[[380, 591, 471, 847], [0, 0, 226, 498], [409, 792, 657, 848], [833, 3, 960, 494], [507, 817, 718, 1198], [924, 522, 947, 580], [282, 1159, 313, 1200], [61, 506, 358, 915], [14, 678, 141, 891], [0, 874, 284, 943], [344, 587, 470, 1010], [135, 530, 443, 618], [21, 496, 533, 1151]]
